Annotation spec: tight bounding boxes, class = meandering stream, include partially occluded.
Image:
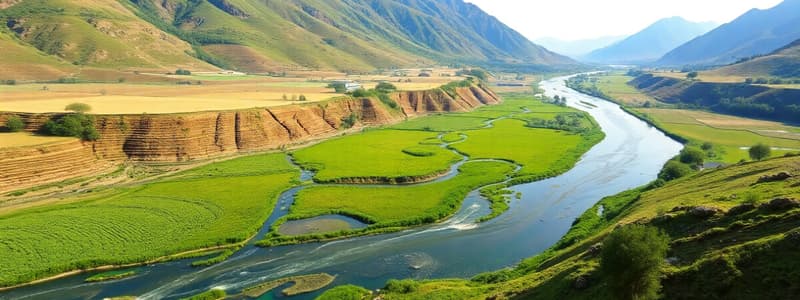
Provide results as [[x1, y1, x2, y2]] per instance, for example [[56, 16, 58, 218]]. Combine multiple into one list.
[[0, 75, 683, 300]]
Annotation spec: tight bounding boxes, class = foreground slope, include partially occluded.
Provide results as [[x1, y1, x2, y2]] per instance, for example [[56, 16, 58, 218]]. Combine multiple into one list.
[[584, 17, 716, 64], [657, 0, 800, 66], [372, 155, 800, 299]]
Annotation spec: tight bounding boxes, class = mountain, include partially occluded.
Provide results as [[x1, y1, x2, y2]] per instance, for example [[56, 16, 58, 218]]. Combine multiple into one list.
[[657, 0, 800, 66], [534, 35, 625, 58], [0, 0, 574, 79], [583, 17, 717, 64], [708, 39, 800, 78]]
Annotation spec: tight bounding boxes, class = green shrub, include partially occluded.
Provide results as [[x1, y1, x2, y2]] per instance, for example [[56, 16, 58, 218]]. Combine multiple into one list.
[[679, 147, 705, 167], [749, 143, 771, 161], [65, 103, 91, 113], [341, 113, 358, 129], [42, 114, 100, 141], [5, 115, 25, 132], [327, 83, 346, 93], [601, 225, 670, 300], [1, 79, 15, 85], [375, 82, 397, 92], [659, 160, 693, 181], [175, 69, 191, 75], [384, 279, 420, 294], [179, 289, 225, 300]]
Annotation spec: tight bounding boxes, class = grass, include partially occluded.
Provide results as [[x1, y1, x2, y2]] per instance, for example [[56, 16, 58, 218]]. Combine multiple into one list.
[[84, 269, 137, 283], [567, 73, 658, 106], [0, 153, 298, 287], [372, 155, 800, 300], [316, 284, 372, 300], [636, 108, 800, 162], [452, 119, 584, 176], [292, 130, 462, 183], [391, 115, 490, 131], [290, 161, 514, 225]]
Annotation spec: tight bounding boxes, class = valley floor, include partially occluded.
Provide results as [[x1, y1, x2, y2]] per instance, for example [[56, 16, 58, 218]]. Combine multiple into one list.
[[0, 91, 603, 290]]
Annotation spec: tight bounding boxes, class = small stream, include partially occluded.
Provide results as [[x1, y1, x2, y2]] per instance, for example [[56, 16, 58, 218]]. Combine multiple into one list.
[[0, 75, 683, 300]]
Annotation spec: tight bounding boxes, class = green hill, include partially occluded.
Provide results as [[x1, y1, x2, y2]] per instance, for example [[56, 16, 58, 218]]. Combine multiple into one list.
[[358, 154, 800, 299], [0, 0, 575, 79], [709, 39, 800, 79]]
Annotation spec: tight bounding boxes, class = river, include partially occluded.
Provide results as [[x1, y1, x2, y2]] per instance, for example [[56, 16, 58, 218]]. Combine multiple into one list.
[[0, 75, 683, 300]]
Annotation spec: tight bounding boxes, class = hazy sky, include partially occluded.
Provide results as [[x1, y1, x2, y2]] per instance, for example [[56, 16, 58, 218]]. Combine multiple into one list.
[[465, 0, 784, 40]]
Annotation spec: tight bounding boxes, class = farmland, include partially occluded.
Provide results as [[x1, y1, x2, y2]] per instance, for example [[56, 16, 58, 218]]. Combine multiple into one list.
[[0, 132, 76, 148], [0, 153, 298, 287], [636, 108, 800, 162], [0, 70, 462, 114], [567, 73, 658, 106]]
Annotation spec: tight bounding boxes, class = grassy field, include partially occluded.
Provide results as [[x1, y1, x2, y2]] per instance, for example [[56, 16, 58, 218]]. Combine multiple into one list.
[[0, 153, 298, 287], [568, 73, 657, 106], [637, 108, 800, 162], [292, 130, 462, 183], [452, 119, 583, 176], [0, 132, 76, 148], [372, 155, 800, 300], [291, 161, 515, 225]]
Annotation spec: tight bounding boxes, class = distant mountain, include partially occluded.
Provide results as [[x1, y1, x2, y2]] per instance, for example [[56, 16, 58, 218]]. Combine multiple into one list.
[[534, 35, 625, 58], [708, 39, 800, 78], [0, 0, 574, 79], [657, 0, 800, 66], [584, 17, 717, 64]]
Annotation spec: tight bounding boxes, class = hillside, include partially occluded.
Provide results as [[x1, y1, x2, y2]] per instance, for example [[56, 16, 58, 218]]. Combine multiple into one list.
[[583, 17, 716, 64], [0, 0, 575, 79], [657, 0, 800, 66], [708, 39, 800, 78], [366, 154, 800, 299]]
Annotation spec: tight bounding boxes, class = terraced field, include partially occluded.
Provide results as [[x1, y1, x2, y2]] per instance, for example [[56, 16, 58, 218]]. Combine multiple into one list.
[[0, 153, 298, 287]]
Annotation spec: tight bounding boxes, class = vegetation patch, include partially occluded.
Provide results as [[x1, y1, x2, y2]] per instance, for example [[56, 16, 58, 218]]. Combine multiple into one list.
[[84, 269, 137, 283], [241, 273, 336, 297], [0, 153, 297, 287]]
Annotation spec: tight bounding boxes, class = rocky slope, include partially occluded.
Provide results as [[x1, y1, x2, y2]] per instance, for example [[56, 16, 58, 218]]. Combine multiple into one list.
[[0, 84, 500, 192]]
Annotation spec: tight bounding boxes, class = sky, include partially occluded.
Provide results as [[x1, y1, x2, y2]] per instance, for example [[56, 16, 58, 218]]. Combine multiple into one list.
[[464, 0, 784, 41]]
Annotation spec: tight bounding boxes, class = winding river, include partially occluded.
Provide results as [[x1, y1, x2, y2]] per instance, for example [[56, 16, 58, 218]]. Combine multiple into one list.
[[0, 75, 683, 300]]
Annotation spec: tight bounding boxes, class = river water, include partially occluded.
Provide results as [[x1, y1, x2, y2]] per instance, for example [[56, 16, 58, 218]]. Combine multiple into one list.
[[0, 76, 683, 300]]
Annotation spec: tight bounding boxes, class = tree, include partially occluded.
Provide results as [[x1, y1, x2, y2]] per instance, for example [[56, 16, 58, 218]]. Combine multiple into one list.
[[659, 160, 693, 181], [686, 72, 698, 80], [375, 82, 397, 92], [601, 225, 670, 300], [679, 147, 705, 168], [175, 69, 191, 75], [327, 82, 347, 93], [5, 115, 24, 132], [749, 143, 771, 161], [65, 102, 91, 113], [299, 94, 307, 101]]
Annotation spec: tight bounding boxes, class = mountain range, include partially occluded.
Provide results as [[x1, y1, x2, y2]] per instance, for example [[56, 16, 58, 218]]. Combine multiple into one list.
[[0, 0, 574, 80], [583, 16, 716, 64], [657, 0, 800, 66], [534, 35, 625, 59]]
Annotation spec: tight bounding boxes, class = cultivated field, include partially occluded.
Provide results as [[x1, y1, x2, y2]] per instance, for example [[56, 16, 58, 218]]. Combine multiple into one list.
[[637, 108, 800, 162], [0, 153, 298, 287], [292, 130, 463, 183], [0, 71, 462, 114], [0, 132, 75, 148], [571, 73, 657, 106]]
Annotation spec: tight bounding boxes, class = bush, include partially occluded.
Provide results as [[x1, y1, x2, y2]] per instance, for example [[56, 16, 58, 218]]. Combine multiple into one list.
[[601, 225, 670, 300], [299, 94, 307, 101], [316, 285, 371, 300], [179, 289, 225, 300], [659, 160, 693, 181], [327, 83, 346, 93], [175, 69, 191, 75], [42, 114, 100, 141], [350, 88, 371, 98], [749, 143, 771, 161], [5, 116, 24, 132], [1, 79, 15, 85], [384, 279, 420, 294], [65, 103, 91, 113], [341, 113, 358, 129], [679, 147, 705, 167], [375, 82, 397, 92]]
